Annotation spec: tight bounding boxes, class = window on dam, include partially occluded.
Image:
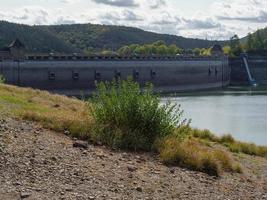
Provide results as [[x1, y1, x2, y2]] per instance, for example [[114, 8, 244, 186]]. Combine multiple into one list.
[[151, 70, 156, 79], [95, 71, 101, 80], [48, 72, 56, 80], [72, 71, 79, 80], [133, 70, 139, 80]]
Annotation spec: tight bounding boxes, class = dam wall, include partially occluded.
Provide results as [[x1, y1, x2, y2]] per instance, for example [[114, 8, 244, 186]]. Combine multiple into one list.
[[229, 56, 267, 86], [0, 56, 230, 95], [247, 56, 267, 85]]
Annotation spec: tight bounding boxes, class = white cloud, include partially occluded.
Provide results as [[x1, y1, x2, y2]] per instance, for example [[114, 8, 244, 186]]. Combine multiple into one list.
[[0, 0, 266, 40]]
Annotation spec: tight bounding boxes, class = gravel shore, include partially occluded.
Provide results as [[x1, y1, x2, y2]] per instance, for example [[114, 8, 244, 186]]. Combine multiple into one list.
[[0, 118, 266, 200]]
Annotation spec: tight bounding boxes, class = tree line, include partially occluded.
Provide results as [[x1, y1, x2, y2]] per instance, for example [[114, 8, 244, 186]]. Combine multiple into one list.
[[110, 41, 213, 56]]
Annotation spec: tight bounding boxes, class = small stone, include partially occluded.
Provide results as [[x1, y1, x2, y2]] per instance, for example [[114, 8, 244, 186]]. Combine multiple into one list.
[[170, 169, 175, 174], [127, 165, 137, 172], [122, 153, 128, 159], [51, 156, 57, 161], [73, 140, 88, 149], [65, 187, 73, 192], [64, 130, 70, 135], [96, 141, 103, 146], [89, 196, 95, 200], [14, 181, 21, 186], [21, 192, 31, 199], [136, 187, 143, 192]]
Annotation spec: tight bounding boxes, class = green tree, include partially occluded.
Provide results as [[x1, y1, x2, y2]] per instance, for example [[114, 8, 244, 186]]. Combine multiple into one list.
[[230, 35, 243, 56], [168, 44, 180, 55], [156, 44, 168, 55], [264, 39, 267, 49], [222, 45, 232, 55], [254, 31, 264, 50], [153, 40, 166, 46], [246, 33, 254, 51], [192, 48, 201, 56], [117, 46, 132, 56]]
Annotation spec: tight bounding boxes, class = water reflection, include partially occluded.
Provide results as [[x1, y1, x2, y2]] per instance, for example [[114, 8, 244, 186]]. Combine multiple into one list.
[[162, 93, 267, 145]]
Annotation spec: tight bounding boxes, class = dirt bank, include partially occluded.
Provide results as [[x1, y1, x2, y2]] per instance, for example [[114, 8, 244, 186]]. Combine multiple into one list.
[[0, 118, 266, 200]]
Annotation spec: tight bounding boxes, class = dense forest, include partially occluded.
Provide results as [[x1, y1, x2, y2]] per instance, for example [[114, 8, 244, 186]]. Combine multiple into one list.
[[0, 21, 223, 53], [221, 27, 267, 56], [1, 21, 267, 56], [0, 21, 78, 53]]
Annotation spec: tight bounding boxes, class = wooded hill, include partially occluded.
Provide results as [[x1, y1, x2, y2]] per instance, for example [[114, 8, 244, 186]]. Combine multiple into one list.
[[0, 21, 224, 53]]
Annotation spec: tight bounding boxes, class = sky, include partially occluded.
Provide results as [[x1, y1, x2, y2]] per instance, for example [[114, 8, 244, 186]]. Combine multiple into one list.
[[0, 0, 267, 40]]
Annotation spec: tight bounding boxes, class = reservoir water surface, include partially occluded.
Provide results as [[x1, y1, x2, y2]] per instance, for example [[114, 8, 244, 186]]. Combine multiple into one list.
[[162, 89, 267, 145]]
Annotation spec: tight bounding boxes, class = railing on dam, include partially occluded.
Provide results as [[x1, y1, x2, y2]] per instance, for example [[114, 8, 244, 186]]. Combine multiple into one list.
[[24, 54, 224, 62]]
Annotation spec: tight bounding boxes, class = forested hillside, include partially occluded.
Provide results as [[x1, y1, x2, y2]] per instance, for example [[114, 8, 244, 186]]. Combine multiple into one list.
[[245, 27, 267, 51], [0, 21, 223, 53], [0, 21, 78, 53], [44, 23, 223, 52]]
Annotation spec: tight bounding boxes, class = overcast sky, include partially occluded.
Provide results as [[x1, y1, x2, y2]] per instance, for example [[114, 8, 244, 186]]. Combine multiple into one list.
[[0, 0, 267, 40]]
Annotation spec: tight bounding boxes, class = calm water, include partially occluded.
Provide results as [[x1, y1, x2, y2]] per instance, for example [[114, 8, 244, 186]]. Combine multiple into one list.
[[162, 90, 267, 145]]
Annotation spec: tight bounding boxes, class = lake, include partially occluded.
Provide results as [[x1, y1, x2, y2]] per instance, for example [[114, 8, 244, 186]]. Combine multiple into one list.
[[161, 88, 267, 146]]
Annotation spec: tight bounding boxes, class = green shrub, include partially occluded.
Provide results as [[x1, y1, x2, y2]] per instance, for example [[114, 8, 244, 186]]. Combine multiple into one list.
[[0, 75, 5, 84], [89, 78, 186, 151]]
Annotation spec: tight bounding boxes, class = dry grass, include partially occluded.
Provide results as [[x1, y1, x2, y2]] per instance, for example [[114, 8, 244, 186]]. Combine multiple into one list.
[[191, 128, 267, 158], [0, 84, 93, 139], [158, 136, 241, 176]]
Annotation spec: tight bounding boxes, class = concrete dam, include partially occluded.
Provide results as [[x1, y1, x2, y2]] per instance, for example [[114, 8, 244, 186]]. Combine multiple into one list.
[[0, 56, 230, 95], [0, 40, 233, 95], [230, 55, 267, 86]]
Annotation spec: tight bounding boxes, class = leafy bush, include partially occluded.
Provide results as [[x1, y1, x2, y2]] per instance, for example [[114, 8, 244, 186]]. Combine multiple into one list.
[[89, 78, 186, 151]]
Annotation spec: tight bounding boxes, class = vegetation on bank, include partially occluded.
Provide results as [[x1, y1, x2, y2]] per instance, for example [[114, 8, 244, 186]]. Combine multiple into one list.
[[0, 80, 266, 176], [0, 84, 92, 139], [89, 78, 186, 151], [192, 130, 267, 157]]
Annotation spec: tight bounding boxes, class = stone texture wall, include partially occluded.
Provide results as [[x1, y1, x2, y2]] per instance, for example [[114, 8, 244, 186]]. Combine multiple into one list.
[[0, 57, 230, 95], [229, 57, 248, 85], [229, 56, 267, 86], [248, 56, 267, 85]]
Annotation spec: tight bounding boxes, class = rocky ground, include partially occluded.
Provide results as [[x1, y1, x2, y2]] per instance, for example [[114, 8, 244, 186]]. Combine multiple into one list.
[[0, 118, 266, 200]]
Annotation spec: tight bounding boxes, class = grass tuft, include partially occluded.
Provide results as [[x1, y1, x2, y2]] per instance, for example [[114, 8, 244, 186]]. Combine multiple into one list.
[[191, 128, 267, 157], [158, 136, 237, 176]]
